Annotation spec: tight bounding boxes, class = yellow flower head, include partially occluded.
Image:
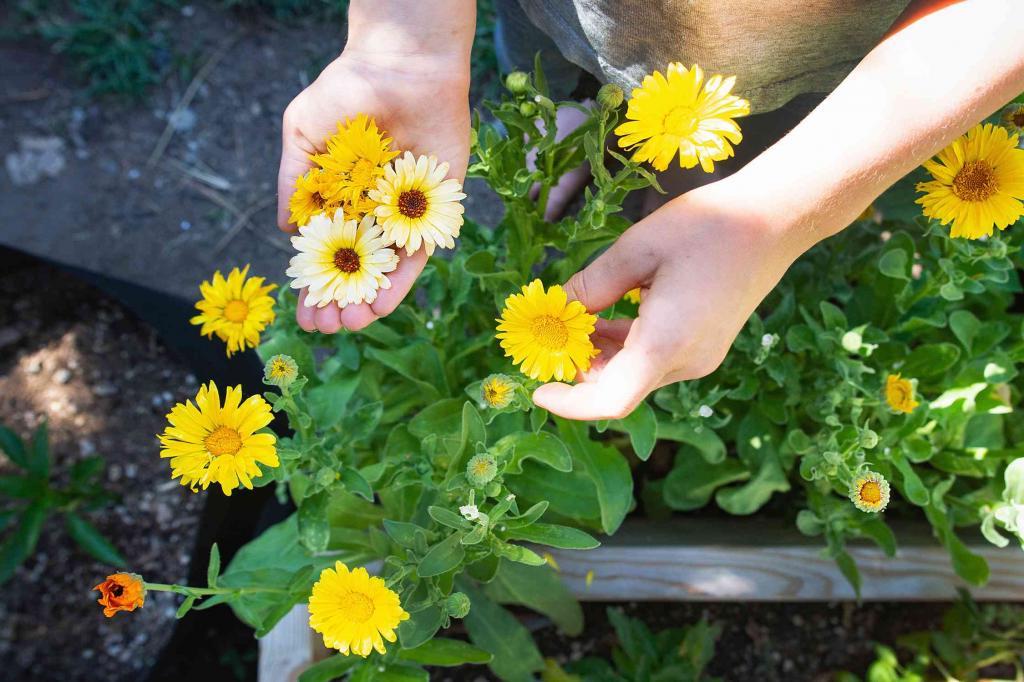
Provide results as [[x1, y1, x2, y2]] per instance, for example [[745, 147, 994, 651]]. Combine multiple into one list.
[[289, 169, 341, 228], [885, 373, 919, 414], [615, 63, 749, 172], [480, 374, 516, 409], [496, 279, 599, 382], [849, 471, 890, 513], [915, 123, 1024, 239], [623, 288, 642, 305], [286, 209, 399, 308], [312, 114, 399, 206], [308, 562, 409, 657], [370, 152, 467, 256], [158, 381, 279, 495], [1002, 104, 1024, 136], [190, 265, 276, 357], [264, 354, 298, 388]]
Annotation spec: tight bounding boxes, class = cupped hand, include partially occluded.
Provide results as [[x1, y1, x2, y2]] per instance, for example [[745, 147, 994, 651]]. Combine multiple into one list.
[[278, 51, 471, 333], [532, 178, 811, 421]]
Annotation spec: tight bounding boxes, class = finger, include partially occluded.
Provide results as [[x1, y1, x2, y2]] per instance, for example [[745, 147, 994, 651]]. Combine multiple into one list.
[[314, 303, 343, 334], [532, 343, 665, 421], [340, 303, 378, 331], [563, 232, 658, 313], [593, 318, 633, 344], [369, 247, 428, 318], [295, 289, 317, 332], [277, 111, 320, 232]]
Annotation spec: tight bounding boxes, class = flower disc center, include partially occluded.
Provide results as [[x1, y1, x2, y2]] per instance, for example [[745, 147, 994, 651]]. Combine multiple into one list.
[[859, 481, 882, 505], [952, 161, 998, 202], [398, 189, 428, 219], [663, 106, 698, 137], [333, 248, 361, 273], [339, 590, 375, 623], [350, 158, 377, 186], [205, 425, 243, 457], [1013, 112, 1024, 128], [530, 315, 569, 349], [223, 299, 250, 323]]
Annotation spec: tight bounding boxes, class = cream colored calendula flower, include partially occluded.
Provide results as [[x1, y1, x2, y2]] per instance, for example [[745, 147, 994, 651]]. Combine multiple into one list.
[[915, 123, 1024, 239], [190, 265, 276, 357], [496, 279, 599, 382], [849, 471, 890, 513], [308, 562, 409, 657], [287, 209, 399, 308], [369, 152, 466, 256], [615, 63, 749, 172]]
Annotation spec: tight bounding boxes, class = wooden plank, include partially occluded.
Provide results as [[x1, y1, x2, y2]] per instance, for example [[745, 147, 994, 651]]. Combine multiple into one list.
[[545, 520, 1024, 601], [259, 604, 314, 682]]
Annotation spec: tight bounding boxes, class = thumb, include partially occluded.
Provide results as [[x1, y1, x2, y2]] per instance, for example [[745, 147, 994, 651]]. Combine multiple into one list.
[[562, 231, 656, 312], [276, 113, 320, 232]]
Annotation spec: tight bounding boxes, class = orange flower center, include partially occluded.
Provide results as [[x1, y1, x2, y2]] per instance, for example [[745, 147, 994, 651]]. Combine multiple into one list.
[[339, 590, 375, 623], [205, 425, 243, 457], [333, 248, 361, 273], [859, 481, 882, 505], [312, 192, 326, 209], [663, 106, 698, 137], [530, 315, 569, 349], [110, 583, 124, 597], [398, 189, 428, 219], [223, 299, 249, 323], [952, 161, 998, 202]]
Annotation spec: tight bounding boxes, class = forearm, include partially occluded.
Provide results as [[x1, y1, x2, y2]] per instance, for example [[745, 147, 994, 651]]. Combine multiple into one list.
[[734, 0, 1024, 256], [344, 0, 476, 74]]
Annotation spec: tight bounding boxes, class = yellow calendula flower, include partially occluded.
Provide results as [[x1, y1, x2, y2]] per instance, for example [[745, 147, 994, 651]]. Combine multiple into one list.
[[312, 114, 399, 206], [885, 373, 919, 414], [615, 63, 749, 172], [915, 123, 1024, 239], [1002, 103, 1024, 136], [286, 209, 399, 308], [369, 152, 467, 256], [480, 374, 515, 409], [849, 471, 890, 513], [308, 562, 409, 657], [190, 265, 276, 357], [289, 169, 340, 228], [496, 279, 599, 382], [159, 381, 278, 495], [623, 288, 641, 304]]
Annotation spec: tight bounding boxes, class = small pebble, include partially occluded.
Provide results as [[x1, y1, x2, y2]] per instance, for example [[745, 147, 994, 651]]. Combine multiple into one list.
[[54, 368, 71, 384]]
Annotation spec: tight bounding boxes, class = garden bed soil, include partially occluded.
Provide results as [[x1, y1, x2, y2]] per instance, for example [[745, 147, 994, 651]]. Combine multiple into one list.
[[0, 252, 207, 681]]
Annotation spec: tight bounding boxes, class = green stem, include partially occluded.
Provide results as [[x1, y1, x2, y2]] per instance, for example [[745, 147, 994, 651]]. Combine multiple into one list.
[[143, 582, 288, 597]]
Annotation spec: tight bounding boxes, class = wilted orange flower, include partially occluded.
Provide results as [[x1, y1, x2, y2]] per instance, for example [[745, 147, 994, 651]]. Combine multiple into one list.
[[94, 572, 146, 617]]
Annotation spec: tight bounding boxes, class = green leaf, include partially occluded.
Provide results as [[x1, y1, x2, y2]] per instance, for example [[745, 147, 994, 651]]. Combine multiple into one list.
[[901, 343, 961, 379], [418, 532, 465, 577], [654, 421, 726, 463], [891, 451, 929, 506], [506, 431, 572, 474], [612, 402, 657, 460], [558, 419, 633, 534], [176, 595, 197, 619], [397, 605, 445, 649], [28, 422, 50, 479], [305, 375, 360, 428], [383, 520, 426, 549], [297, 655, 359, 682], [0, 474, 41, 498], [949, 310, 980, 353], [65, 513, 125, 566], [207, 543, 221, 588], [340, 468, 373, 501], [69, 456, 105, 487], [409, 399, 464, 440], [0, 426, 29, 471], [492, 541, 546, 566], [398, 638, 493, 666], [835, 550, 862, 597], [502, 523, 599, 549], [461, 581, 544, 682], [857, 518, 897, 557], [878, 249, 910, 281], [374, 665, 429, 682], [0, 502, 47, 584], [298, 491, 331, 553], [366, 343, 449, 399], [486, 560, 583, 635], [662, 455, 748, 511]]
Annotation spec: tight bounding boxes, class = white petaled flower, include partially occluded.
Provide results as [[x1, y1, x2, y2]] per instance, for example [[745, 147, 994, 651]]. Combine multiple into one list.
[[369, 152, 467, 256], [459, 504, 480, 521], [286, 209, 399, 308], [761, 333, 774, 348], [698, 405, 713, 418]]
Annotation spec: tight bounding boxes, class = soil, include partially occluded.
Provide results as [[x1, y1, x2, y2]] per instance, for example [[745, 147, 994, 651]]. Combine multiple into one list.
[[0, 251, 205, 681]]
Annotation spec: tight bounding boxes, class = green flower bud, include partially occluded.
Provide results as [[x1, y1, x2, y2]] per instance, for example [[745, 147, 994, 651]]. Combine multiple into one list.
[[264, 354, 299, 387], [859, 429, 879, 449], [596, 83, 624, 111], [534, 94, 555, 111], [466, 453, 498, 487], [841, 331, 862, 353], [519, 101, 537, 117], [315, 467, 337, 488], [445, 592, 471, 619], [484, 481, 502, 498], [505, 71, 530, 94]]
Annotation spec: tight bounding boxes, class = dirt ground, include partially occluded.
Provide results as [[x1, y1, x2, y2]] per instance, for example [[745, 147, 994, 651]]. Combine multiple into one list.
[[0, 251, 205, 681]]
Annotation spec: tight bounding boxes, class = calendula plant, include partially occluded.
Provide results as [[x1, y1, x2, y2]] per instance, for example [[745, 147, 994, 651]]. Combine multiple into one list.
[[94, 65, 1024, 681], [0, 421, 124, 583]]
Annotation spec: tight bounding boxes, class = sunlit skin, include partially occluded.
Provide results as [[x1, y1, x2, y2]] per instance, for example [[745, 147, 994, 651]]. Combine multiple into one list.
[[279, 0, 1024, 420]]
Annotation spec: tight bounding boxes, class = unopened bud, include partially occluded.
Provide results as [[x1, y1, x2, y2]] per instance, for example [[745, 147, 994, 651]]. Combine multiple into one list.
[[445, 592, 471, 618], [596, 83, 624, 111], [505, 71, 530, 94]]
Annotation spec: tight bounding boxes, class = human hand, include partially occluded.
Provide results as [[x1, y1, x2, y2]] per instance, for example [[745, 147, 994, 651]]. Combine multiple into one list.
[[532, 177, 816, 421], [277, 47, 471, 333]]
